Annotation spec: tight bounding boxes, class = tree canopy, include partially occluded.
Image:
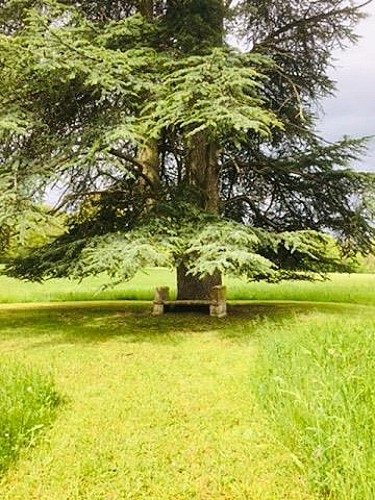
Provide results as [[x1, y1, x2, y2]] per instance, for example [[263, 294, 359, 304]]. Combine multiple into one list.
[[0, 0, 374, 298]]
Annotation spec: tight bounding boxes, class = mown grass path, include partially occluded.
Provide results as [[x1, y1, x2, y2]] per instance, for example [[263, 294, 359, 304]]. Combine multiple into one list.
[[0, 303, 326, 499], [0, 275, 374, 498]]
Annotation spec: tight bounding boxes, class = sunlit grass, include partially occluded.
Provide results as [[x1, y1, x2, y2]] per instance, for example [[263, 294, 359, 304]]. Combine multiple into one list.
[[0, 303, 319, 499], [0, 268, 173, 304], [0, 268, 374, 305], [228, 272, 375, 305], [0, 270, 374, 498]]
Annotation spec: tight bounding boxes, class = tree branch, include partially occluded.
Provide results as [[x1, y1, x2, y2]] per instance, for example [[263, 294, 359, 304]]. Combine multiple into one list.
[[49, 188, 129, 214], [254, 0, 373, 50], [223, 195, 279, 228], [108, 148, 156, 188]]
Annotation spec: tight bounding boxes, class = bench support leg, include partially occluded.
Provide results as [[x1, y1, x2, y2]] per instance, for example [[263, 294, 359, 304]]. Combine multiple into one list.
[[152, 287, 170, 316], [210, 286, 227, 318]]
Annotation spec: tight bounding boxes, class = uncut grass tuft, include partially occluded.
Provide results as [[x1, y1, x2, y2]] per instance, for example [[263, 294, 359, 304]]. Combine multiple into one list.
[[251, 315, 375, 499], [0, 359, 61, 475]]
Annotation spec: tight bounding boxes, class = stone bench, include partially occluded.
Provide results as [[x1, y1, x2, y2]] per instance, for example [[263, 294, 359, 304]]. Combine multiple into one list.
[[152, 285, 227, 318]]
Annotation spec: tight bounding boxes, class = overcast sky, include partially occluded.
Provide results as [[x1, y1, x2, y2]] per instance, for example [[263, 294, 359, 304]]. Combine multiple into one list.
[[318, 1, 375, 172]]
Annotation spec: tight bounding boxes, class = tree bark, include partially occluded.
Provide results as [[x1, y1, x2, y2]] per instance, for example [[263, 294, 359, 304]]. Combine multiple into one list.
[[177, 262, 222, 300], [172, 1, 225, 300], [138, 0, 154, 20], [137, 140, 160, 195], [176, 133, 222, 300], [186, 132, 220, 214]]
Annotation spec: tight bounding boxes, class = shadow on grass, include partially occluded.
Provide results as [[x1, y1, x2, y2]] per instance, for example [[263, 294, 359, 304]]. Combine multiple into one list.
[[0, 301, 353, 347]]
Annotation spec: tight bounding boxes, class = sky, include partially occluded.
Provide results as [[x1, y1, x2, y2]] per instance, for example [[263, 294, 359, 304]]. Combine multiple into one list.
[[318, 1, 375, 172]]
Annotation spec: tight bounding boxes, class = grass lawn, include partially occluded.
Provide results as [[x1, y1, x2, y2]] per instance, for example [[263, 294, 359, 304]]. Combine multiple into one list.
[[0, 269, 374, 305], [0, 271, 374, 498]]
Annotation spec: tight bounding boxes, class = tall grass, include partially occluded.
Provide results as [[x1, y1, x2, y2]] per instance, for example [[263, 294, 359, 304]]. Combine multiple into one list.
[[0, 269, 374, 305], [251, 315, 375, 499], [228, 273, 375, 305], [0, 359, 61, 475]]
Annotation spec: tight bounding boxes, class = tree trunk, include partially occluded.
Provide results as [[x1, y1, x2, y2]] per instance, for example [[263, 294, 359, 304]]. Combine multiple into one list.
[[186, 132, 220, 215], [138, 0, 154, 20], [137, 139, 160, 198], [177, 262, 222, 300], [174, 1, 225, 301], [176, 133, 222, 299]]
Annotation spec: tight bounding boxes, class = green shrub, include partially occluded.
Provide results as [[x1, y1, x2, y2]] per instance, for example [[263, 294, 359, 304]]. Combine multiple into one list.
[[0, 359, 61, 475], [251, 317, 375, 499]]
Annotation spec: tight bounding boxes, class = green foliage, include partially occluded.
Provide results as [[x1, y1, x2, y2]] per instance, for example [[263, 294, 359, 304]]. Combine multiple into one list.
[[0, 201, 60, 254], [0, 359, 61, 475], [251, 316, 375, 499], [7, 202, 352, 284], [0, 0, 374, 290], [1, 206, 66, 261], [222, 137, 375, 253], [142, 49, 282, 142], [0, 3, 279, 164], [164, 0, 225, 52]]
